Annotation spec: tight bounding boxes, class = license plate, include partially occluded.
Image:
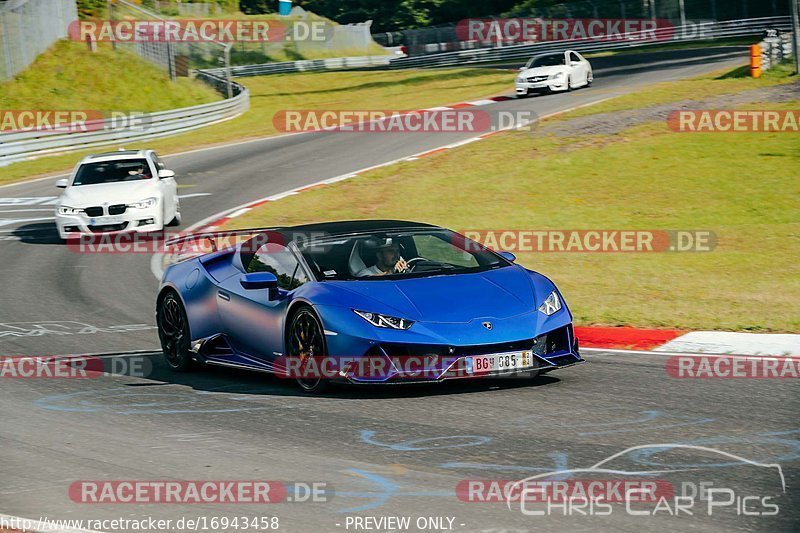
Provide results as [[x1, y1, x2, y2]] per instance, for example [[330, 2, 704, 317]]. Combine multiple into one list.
[[89, 216, 125, 226], [467, 351, 533, 374]]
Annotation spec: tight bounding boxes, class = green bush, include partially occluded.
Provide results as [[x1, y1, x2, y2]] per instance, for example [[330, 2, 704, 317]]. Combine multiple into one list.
[[76, 0, 107, 19]]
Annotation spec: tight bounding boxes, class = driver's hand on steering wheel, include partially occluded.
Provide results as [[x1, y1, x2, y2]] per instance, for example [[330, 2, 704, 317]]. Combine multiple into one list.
[[393, 257, 408, 273]]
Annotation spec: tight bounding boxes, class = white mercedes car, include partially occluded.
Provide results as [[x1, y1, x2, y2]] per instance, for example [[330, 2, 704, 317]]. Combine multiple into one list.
[[515, 50, 593, 97], [54, 149, 180, 240]]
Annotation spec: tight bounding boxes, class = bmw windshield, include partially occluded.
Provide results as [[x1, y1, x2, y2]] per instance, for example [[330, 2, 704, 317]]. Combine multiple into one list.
[[73, 159, 153, 186], [297, 229, 509, 281]]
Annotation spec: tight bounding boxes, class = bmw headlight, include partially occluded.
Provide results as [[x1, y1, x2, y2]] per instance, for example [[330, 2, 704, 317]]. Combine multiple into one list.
[[57, 206, 82, 215], [354, 310, 414, 330], [538, 291, 562, 316], [551, 72, 564, 80], [128, 197, 158, 209]]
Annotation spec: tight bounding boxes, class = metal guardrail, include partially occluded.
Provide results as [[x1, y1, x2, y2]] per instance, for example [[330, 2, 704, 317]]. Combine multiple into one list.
[[200, 54, 393, 78], [201, 16, 792, 78], [0, 72, 249, 167]]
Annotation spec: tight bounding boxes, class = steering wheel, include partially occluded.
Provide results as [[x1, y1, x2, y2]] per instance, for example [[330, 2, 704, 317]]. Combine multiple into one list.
[[401, 257, 427, 272]]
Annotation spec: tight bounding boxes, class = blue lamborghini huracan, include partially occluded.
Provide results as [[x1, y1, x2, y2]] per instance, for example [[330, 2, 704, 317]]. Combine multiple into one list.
[[156, 220, 583, 392]]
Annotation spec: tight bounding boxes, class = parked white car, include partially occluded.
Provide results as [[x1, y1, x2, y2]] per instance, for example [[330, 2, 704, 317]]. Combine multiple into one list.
[[515, 50, 593, 97], [54, 149, 180, 240]]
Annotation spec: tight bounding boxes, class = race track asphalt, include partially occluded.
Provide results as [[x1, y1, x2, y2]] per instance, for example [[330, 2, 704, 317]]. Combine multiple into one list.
[[1, 47, 797, 532]]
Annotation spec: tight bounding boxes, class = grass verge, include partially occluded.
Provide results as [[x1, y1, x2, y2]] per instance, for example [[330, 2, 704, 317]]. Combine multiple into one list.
[[0, 40, 220, 111], [226, 72, 800, 332], [560, 62, 797, 119], [1, 67, 514, 184]]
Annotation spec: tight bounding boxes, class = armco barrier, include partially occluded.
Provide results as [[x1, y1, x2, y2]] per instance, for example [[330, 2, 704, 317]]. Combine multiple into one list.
[[201, 54, 393, 78], [200, 17, 792, 78], [0, 72, 249, 167]]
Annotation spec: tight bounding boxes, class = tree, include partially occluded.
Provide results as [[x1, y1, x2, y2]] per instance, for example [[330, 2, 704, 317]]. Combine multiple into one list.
[[239, 0, 275, 14]]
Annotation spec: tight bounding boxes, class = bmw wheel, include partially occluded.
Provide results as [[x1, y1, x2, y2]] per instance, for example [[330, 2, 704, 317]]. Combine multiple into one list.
[[288, 308, 329, 394], [157, 291, 193, 372]]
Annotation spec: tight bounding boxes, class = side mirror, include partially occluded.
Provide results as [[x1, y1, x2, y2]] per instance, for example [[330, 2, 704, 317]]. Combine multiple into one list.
[[240, 272, 279, 297], [518, 66, 525, 71], [498, 251, 516, 263], [158, 169, 176, 179], [56, 179, 68, 189]]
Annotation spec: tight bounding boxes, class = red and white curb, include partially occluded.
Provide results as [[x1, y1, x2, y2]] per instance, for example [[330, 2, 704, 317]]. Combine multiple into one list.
[[576, 327, 800, 356]]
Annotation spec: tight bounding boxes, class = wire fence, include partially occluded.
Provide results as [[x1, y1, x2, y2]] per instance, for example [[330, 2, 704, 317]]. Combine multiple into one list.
[[0, 0, 78, 80], [201, 17, 792, 77], [110, 0, 231, 82]]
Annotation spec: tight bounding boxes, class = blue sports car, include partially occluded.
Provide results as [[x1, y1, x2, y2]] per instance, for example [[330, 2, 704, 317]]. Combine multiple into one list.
[[156, 220, 583, 392]]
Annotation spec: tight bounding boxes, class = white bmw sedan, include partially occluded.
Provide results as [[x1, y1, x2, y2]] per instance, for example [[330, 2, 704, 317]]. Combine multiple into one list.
[[515, 50, 593, 97], [54, 149, 180, 240]]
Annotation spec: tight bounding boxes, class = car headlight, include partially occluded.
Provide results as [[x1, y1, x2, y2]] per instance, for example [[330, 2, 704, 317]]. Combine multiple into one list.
[[354, 309, 414, 330], [516, 76, 524, 83], [128, 197, 158, 209], [538, 291, 562, 316], [57, 206, 82, 215], [551, 72, 564, 80]]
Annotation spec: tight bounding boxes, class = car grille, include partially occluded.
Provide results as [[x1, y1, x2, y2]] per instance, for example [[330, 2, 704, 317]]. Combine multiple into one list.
[[89, 223, 129, 233], [527, 76, 548, 83], [84, 206, 104, 217], [108, 204, 127, 215], [379, 325, 573, 359]]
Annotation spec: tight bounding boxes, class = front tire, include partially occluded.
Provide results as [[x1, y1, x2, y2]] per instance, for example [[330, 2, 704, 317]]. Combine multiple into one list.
[[287, 307, 329, 394], [157, 291, 193, 372], [167, 199, 181, 227]]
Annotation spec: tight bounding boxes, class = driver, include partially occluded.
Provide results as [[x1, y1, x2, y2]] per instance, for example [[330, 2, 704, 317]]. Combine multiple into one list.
[[357, 239, 408, 277], [127, 163, 147, 178]]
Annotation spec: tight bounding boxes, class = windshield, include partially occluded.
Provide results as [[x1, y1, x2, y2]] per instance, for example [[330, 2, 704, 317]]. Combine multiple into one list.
[[297, 229, 509, 281], [73, 159, 153, 186], [526, 54, 566, 68]]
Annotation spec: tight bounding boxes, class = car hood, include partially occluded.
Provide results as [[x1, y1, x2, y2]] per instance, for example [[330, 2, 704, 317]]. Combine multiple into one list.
[[328, 266, 539, 323], [60, 180, 158, 207], [519, 66, 564, 78]]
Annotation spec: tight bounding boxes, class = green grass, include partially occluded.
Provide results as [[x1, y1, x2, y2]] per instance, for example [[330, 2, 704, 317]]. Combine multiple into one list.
[[0, 40, 220, 111], [226, 97, 800, 332], [1, 67, 514, 183]]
